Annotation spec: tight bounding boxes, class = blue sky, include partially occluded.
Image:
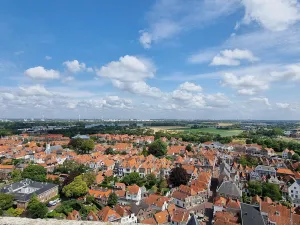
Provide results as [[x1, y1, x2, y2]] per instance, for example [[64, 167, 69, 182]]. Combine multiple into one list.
[[1, 0, 300, 119]]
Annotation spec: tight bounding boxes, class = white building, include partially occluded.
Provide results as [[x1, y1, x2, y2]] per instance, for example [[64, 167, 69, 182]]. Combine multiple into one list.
[[282, 149, 295, 159], [288, 181, 300, 207], [125, 184, 141, 202]]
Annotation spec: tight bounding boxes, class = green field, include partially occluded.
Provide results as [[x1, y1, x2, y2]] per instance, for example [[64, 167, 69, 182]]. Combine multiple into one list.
[[169, 127, 243, 137]]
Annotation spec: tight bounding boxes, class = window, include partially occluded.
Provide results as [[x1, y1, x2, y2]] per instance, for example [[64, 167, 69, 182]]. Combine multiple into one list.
[[296, 195, 298, 198], [295, 187, 297, 189], [291, 190, 294, 193]]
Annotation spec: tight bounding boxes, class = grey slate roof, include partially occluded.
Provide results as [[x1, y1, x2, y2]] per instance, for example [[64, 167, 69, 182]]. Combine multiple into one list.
[[241, 203, 265, 225], [0, 179, 58, 202], [217, 181, 242, 198], [186, 214, 200, 225]]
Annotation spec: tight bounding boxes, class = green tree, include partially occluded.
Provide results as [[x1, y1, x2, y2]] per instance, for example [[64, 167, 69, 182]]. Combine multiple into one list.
[[11, 169, 22, 182], [122, 172, 144, 186], [292, 153, 300, 161], [80, 139, 95, 154], [169, 167, 189, 187], [107, 193, 118, 207], [148, 139, 167, 157], [86, 195, 95, 204], [248, 181, 262, 196], [185, 144, 193, 152], [0, 193, 14, 210], [22, 164, 46, 182], [27, 195, 48, 219], [6, 208, 24, 217], [68, 138, 84, 150], [105, 147, 114, 155], [82, 172, 96, 187], [159, 178, 168, 189], [246, 139, 252, 144], [55, 160, 89, 174], [62, 176, 88, 198], [262, 183, 282, 201], [141, 146, 148, 157], [145, 173, 157, 189]]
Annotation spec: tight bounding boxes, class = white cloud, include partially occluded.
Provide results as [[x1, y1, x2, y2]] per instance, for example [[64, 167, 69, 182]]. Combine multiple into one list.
[[24, 66, 60, 80], [211, 49, 259, 66], [205, 93, 231, 108], [237, 88, 256, 95], [241, 0, 300, 31], [179, 82, 203, 92], [97, 55, 155, 82], [172, 90, 194, 101], [97, 55, 162, 98], [222, 72, 269, 93], [19, 85, 53, 97], [86, 67, 94, 72], [187, 49, 217, 64], [61, 76, 75, 83], [139, 31, 152, 49], [45, 56, 52, 60], [276, 102, 290, 109], [249, 97, 271, 106], [63, 60, 86, 73], [139, 0, 239, 48], [270, 63, 300, 81], [113, 80, 163, 98], [0, 93, 15, 100]]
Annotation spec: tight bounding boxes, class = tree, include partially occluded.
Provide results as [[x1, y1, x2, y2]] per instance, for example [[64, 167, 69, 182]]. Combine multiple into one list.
[[80, 139, 95, 154], [145, 173, 157, 189], [86, 195, 95, 204], [105, 147, 114, 155], [82, 172, 96, 187], [159, 178, 168, 189], [22, 164, 46, 182], [6, 207, 24, 217], [62, 176, 88, 198], [27, 195, 48, 219], [185, 144, 193, 152], [148, 139, 167, 157], [55, 160, 89, 174], [141, 146, 148, 157], [262, 183, 282, 201], [246, 139, 252, 144], [169, 167, 189, 187], [0, 193, 14, 210], [122, 172, 144, 186], [292, 153, 300, 161], [248, 181, 262, 196], [11, 169, 22, 182], [68, 138, 84, 150], [107, 193, 118, 207]]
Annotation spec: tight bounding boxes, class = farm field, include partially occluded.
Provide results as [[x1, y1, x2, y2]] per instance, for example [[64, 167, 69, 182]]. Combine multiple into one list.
[[148, 126, 187, 132], [171, 127, 243, 137]]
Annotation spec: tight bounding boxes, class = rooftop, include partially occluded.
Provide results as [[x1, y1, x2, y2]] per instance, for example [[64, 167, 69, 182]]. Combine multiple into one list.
[[240, 203, 265, 225], [0, 179, 58, 202]]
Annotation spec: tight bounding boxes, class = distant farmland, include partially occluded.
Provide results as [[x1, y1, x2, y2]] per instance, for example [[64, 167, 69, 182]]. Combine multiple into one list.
[[168, 127, 243, 137]]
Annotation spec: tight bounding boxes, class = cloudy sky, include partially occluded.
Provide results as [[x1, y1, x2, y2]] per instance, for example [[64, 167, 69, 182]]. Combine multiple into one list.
[[1, 0, 300, 120]]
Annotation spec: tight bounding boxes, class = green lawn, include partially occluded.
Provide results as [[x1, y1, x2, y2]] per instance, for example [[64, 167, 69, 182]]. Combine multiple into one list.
[[169, 127, 243, 137]]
